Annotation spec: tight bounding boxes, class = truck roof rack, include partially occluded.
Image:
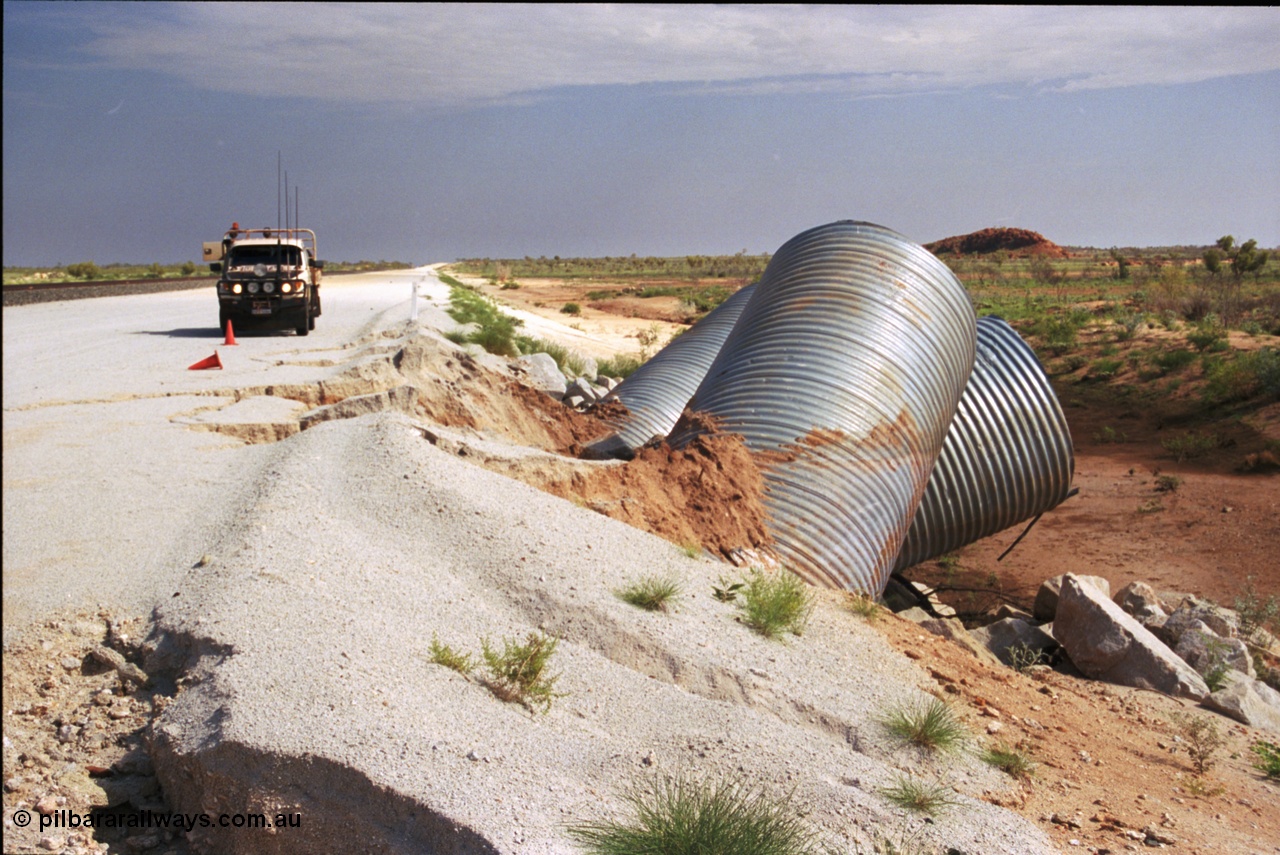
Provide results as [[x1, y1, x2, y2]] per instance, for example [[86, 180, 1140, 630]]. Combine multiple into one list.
[[222, 226, 316, 257]]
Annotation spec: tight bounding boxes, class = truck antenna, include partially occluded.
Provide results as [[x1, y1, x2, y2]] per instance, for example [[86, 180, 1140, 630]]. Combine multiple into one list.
[[277, 151, 282, 231], [285, 169, 290, 230]]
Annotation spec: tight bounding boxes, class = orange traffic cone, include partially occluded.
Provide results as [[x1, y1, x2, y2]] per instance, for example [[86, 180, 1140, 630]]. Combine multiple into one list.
[[188, 351, 223, 370], [224, 319, 238, 345]]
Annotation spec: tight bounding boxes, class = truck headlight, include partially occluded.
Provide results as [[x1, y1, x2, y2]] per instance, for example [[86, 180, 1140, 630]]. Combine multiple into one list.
[[232, 283, 242, 295], [247, 282, 260, 294], [264, 282, 275, 293], [281, 282, 292, 294]]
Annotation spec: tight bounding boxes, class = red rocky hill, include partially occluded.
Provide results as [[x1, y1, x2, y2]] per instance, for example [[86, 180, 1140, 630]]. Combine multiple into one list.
[[925, 227, 1068, 258]]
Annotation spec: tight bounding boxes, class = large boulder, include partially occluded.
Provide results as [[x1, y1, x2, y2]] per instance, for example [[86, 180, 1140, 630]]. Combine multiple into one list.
[[970, 618, 1058, 668], [1053, 575, 1209, 700], [1152, 600, 1240, 648], [1112, 581, 1167, 621], [1175, 628, 1256, 680], [513, 353, 567, 399], [1034, 574, 1110, 622], [1202, 671, 1280, 735]]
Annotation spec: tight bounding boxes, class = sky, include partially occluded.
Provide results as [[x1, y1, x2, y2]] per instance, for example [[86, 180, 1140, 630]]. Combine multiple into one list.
[[3, 3, 1279, 267]]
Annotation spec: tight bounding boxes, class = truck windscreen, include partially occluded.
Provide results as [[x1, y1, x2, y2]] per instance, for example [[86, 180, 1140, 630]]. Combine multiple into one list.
[[228, 246, 301, 267]]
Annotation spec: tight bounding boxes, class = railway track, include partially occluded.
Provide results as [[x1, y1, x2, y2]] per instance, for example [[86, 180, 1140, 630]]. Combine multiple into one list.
[[3, 269, 401, 307], [2, 276, 217, 306]]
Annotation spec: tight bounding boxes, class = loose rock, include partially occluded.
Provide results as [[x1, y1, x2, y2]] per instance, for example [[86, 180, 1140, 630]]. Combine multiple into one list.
[[1053, 575, 1209, 700]]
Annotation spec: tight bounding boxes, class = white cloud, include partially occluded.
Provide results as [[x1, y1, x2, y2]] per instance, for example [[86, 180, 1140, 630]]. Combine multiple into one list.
[[73, 4, 1280, 106]]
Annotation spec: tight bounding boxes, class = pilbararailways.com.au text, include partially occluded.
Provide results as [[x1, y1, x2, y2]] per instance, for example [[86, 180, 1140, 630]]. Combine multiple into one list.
[[28, 808, 302, 833]]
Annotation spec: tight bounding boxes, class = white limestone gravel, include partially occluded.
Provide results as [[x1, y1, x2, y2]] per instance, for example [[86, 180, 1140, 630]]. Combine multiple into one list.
[[4, 271, 1058, 853]]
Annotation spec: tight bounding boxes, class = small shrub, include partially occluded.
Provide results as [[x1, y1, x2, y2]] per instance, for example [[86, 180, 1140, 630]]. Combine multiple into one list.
[[1251, 741, 1280, 778], [428, 634, 475, 676], [561, 302, 582, 315], [1152, 348, 1198, 373], [1186, 315, 1227, 352], [880, 697, 968, 753], [1183, 775, 1226, 798], [480, 632, 564, 713], [1137, 498, 1164, 514], [1204, 348, 1280, 404], [1201, 637, 1234, 692], [1090, 358, 1123, 379], [1114, 312, 1143, 341], [1161, 431, 1221, 462], [847, 594, 883, 622], [1154, 474, 1183, 493], [1037, 316, 1082, 355], [1006, 642, 1047, 672], [596, 353, 644, 379], [679, 542, 702, 559], [500, 280, 520, 290], [1234, 577, 1279, 649], [65, 261, 101, 280], [618, 575, 682, 612], [712, 576, 745, 603], [981, 742, 1037, 780], [1094, 425, 1126, 444], [180, 260, 197, 276], [878, 774, 960, 817], [567, 774, 820, 855], [1061, 354, 1088, 373], [1170, 712, 1226, 776], [737, 570, 812, 640]]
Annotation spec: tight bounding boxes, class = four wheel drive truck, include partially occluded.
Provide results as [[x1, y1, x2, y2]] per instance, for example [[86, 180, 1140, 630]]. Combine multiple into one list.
[[203, 223, 324, 336]]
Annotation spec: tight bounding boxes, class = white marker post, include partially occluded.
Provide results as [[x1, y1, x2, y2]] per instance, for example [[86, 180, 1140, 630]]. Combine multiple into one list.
[[409, 278, 419, 323]]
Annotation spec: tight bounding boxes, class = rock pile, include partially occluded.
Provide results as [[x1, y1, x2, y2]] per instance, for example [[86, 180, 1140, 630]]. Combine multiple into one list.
[[894, 572, 1280, 734]]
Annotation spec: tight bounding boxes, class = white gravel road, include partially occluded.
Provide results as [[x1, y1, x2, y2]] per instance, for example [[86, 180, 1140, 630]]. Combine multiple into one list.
[[2, 270, 433, 640]]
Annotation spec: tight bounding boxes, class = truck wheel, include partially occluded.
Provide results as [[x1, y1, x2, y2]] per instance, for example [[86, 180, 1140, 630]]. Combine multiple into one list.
[[295, 311, 309, 337], [308, 312, 316, 331], [219, 307, 229, 334]]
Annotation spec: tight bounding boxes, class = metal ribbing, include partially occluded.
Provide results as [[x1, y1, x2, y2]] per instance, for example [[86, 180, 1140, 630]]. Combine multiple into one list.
[[894, 315, 1074, 570], [667, 221, 977, 596], [586, 282, 759, 458]]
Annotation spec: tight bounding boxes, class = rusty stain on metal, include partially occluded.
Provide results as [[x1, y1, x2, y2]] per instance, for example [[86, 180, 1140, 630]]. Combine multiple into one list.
[[667, 221, 976, 595]]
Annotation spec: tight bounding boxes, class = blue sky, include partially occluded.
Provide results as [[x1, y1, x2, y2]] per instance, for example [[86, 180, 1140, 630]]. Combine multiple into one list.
[[4, 3, 1278, 266]]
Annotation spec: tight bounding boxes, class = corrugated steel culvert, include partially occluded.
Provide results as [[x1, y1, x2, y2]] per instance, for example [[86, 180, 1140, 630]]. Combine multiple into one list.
[[586, 282, 758, 459], [894, 315, 1075, 571], [666, 221, 977, 596]]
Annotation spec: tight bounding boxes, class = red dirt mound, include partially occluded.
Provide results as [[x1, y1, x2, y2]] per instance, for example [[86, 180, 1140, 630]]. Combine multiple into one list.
[[926, 227, 1068, 258]]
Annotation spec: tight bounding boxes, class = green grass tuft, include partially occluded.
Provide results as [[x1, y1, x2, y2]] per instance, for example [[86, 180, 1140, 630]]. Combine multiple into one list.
[[567, 774, 821, 855], [877, 774, 960, 817], [737, 570, 812, 640], [981, 742, 1037, 779], [879, 697, 969, 754], [618, 575, 683, 612], [847, 593, 884, 622]]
